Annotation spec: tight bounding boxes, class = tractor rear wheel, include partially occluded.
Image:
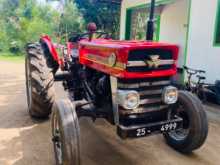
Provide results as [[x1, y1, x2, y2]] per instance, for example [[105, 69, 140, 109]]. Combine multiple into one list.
[[25, 43, 55, 118], [52, 99, 81, 165], [164, 91, 208, 153]]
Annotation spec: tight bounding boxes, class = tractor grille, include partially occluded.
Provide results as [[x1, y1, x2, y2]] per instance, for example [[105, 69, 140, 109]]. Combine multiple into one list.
[[126, 49, 174, 72], [118, 77, 171, 115]]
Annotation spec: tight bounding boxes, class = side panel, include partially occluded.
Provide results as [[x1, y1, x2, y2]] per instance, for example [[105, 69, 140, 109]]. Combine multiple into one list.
[[79, 40, 179, 79], [79, 43, 127, 78]]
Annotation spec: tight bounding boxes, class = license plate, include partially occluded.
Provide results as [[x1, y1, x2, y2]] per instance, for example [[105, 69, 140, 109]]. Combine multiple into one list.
[[160, 122, 178, 132], [136, 122, 178, 137], [117, 117, 183, 139]]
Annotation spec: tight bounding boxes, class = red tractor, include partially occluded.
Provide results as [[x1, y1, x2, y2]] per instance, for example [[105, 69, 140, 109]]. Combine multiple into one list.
[[25, 3, 208, 165]]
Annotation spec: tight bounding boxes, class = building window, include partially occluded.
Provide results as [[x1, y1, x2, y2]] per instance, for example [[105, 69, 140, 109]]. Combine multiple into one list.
[[214, 0, 220, 46], [125, 5, 163, 41]]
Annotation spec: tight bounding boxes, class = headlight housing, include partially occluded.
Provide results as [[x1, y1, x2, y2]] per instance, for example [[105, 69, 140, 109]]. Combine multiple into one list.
[[162, 86, 178, 104], [108, 53, 117, 67], [117, 90, 140, 110]]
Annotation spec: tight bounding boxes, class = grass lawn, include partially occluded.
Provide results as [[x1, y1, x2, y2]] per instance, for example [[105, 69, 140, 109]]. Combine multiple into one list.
[[0, 53, 25, 63]]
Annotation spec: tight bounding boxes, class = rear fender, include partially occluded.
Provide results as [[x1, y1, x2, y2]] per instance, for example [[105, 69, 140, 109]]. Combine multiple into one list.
[[40, 35, 60, 64]]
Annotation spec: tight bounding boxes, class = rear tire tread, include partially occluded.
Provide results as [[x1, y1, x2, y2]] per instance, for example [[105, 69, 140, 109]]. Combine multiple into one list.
[[26, 43, 55, 118]]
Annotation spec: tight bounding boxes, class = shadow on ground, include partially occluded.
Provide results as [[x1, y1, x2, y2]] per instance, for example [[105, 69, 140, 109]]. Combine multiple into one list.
[[0, 61, 220, 165]]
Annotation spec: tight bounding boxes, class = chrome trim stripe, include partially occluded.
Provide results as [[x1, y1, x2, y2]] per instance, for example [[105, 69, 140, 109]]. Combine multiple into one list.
[[139, 89, 163, 96], [119, 105, 169, 115], [127, 60, 175, 67], [85, 54, 126, 70], [140, 98, 162, 105], [118, 80, 170, 89]]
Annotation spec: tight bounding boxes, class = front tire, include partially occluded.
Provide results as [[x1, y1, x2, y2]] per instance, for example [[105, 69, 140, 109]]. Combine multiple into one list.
[[25, 43, 55, 118], [164, 91, 208, 153], [52, 99, 81, 165]]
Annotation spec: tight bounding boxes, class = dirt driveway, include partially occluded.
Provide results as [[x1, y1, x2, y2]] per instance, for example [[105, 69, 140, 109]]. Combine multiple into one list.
[[0, 60, 220, 165]]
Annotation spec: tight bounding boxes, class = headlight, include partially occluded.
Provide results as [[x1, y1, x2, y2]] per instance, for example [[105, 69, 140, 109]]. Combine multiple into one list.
[[162, 86, 178, 104], [117, 90, 140, 110]]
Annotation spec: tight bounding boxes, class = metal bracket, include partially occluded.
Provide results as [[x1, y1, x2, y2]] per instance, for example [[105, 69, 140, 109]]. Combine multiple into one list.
[[110, 76, 119, 125]]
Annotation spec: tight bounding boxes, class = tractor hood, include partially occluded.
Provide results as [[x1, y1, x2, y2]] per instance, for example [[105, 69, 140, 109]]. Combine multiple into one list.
[[79, 39, 179, 79]]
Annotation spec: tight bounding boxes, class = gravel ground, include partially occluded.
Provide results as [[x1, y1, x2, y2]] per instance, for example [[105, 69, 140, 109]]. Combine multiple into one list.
[[0, 60, 220, 165]]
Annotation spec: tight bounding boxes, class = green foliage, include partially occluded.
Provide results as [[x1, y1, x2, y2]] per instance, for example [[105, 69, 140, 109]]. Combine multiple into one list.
[[0, 0, 60, 54], [59, 2, 85, 34], [75, 0, 121, 39], [0, 53, 24, 62], [0, 0, 84, 55], [0, 20, 9, 51], [0, 0, 121, 57]]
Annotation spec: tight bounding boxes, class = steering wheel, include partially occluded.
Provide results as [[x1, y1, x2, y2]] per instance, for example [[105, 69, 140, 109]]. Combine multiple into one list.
[[68, 31, 110, 42]]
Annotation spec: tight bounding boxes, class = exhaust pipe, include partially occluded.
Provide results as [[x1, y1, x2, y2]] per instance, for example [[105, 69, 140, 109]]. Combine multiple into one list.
[[146, 0, 155, 41]]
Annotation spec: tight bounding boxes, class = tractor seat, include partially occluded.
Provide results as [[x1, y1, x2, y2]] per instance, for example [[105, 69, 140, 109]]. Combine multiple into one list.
[[197, 75, 206, 80]]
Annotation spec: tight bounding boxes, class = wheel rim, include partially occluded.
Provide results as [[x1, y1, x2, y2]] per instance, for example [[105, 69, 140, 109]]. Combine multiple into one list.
[[52, 113, 63, 165], [168, 104, 190, 141], [26, 58, 32, 109]]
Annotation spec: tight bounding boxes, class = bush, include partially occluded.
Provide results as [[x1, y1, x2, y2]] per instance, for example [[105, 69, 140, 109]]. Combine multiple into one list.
[[0, 0, 84, 55]]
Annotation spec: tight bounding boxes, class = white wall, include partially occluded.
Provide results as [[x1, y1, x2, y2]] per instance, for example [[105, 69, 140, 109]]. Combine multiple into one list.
[[186, 0, 220, 83], [159, 0, 189, 67], [120, 0, 189, 67], [120, 0, 155, 40], [120, 0, 220, 83], [120, 0, 178, 39]]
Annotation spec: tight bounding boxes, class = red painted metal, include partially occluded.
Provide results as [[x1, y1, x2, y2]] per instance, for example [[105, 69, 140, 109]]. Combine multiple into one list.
[[79, 39, 179, 79], [67, 42, 78, 58], [40, 35, 60, 63], [38, 35, 179, 79]]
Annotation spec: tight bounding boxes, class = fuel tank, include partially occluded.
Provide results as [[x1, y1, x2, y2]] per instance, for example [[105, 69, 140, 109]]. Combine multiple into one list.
[[79, 39, 179, 79]]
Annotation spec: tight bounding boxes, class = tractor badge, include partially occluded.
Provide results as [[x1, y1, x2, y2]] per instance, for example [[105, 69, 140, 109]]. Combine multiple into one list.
[[145, 55, 160, 68]]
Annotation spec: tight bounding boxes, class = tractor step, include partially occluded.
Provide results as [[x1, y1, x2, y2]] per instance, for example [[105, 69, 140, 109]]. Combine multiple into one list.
[[54, 72, 71, 81], [117, 117, 183, 139]]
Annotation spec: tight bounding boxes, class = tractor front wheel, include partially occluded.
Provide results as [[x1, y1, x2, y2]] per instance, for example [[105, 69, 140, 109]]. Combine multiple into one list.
[[52, 99, 81, 165], [164, 91, 208, 153]]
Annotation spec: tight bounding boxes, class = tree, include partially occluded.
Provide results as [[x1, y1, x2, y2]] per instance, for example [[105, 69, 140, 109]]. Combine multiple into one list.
[[0, 0, 82, 54], [58, 2, 85, 35], [17, 0, 60, 44], [0, 0, 86, 54], [0, 0, 20, 52], [74, 0, 120, 39]]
